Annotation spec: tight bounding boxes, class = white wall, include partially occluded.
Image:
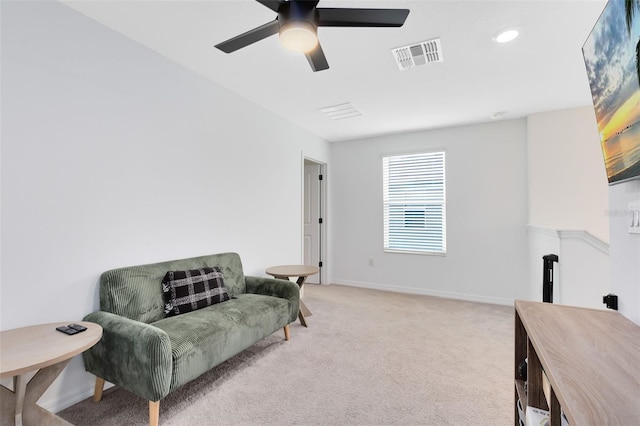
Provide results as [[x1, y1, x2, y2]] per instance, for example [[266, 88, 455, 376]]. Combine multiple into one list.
[[526, 107, 611, 309], [330, 119, 529, 305], [1, 0, 329, 411], [609, 180, 640, 324], [557, 232, 610, 309], [527, 107, 609, 242]]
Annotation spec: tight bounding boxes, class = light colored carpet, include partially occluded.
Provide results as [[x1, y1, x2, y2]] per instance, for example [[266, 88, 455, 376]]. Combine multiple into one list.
[[59, 284, 514, 425]]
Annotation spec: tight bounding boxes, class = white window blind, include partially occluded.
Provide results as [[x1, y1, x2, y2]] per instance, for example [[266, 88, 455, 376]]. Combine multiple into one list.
[[383, 151, 446, 254]]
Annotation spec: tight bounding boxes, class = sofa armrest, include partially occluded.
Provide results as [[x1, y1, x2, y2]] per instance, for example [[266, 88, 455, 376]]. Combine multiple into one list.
[[82, 311, 172, 402], [245, 276, 300, 323]]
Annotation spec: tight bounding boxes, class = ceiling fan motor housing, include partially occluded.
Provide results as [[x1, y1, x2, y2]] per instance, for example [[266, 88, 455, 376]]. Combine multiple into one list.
[[278, 1, 318, 30]]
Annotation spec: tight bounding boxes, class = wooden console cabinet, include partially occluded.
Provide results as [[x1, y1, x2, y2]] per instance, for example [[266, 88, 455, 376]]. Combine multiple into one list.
[[514, 300, 640, 425]]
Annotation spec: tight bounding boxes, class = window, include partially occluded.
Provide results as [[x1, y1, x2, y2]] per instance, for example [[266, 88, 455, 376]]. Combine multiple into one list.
[[383, 151, 446, 254]]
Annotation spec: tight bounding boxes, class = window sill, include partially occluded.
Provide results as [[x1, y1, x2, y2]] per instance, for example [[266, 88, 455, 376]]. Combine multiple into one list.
[[384, 249, 446, 256]]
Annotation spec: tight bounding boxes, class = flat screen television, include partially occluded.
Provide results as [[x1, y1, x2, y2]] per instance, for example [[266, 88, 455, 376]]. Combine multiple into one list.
[[583, 0, 640, 185]]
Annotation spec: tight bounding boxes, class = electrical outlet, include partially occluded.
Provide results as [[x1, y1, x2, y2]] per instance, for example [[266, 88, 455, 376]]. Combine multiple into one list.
[[630, 200, 640, 235]]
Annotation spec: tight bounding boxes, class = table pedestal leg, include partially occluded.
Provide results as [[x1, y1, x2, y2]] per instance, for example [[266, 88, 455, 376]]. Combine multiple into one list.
[[294, 276, 313, 327], [299, 299, 312, 317], [297, 299, 313, 327], [297, 308, 308, 327], [13, 376, 26, 426], [0, 359, 73, 426], [297, 298, 313, 327]]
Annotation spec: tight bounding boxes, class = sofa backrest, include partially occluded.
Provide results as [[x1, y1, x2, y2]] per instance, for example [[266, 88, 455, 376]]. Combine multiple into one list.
[[99, 252, 246, 323]]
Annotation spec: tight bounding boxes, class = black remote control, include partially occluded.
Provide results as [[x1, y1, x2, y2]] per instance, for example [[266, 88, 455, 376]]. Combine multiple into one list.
[[56, 326, 79, 335], [68, 323, 87, 332]]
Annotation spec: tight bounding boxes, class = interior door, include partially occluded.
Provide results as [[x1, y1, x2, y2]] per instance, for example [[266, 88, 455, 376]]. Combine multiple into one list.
[[304, 160, 321, 284]]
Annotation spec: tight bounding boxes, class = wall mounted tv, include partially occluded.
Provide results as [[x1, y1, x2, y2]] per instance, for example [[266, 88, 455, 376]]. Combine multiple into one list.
[[583, 0, 640, 185]]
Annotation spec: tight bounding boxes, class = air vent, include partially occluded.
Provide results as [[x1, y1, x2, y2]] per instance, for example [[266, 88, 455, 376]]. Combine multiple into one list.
[[392, 38, 443, 71], [318, 102, 362, 120]]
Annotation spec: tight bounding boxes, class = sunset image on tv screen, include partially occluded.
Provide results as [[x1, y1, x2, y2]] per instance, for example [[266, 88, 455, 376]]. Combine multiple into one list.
[[583, 0, 640, 184]]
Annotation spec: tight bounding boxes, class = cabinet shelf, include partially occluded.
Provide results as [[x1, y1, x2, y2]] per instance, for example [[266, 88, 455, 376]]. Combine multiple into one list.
[[514, 300, 640, 426]]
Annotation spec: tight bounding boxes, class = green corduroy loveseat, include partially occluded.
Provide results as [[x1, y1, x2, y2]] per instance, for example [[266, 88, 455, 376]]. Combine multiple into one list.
[[82, 252, 299, 426]]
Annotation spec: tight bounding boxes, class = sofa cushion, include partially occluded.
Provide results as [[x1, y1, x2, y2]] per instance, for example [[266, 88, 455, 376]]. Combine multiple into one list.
[[162, 267, 230, 317], [152, 293, 292, 392]]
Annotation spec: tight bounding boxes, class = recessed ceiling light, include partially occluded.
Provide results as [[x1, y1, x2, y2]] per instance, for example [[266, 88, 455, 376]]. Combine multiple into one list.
[[493, 29, 519, 44]]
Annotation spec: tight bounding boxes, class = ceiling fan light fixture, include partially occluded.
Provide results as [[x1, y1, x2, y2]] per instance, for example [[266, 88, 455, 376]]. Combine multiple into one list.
[[279, 21, 318, 53]]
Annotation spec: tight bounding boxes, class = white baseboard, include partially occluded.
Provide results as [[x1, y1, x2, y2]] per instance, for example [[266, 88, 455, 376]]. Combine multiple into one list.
[[45, 386, 92, 414], [333, 280, 513, 306], [42, 381, 114, 414]]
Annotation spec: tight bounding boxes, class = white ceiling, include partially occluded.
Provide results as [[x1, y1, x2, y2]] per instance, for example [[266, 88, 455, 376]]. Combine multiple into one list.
[[62, 0, 607, 142]]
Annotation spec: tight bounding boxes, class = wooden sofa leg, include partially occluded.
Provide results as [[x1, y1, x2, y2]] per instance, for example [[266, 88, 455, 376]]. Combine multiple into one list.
[[93, 377, 105, 402], [149, 400, 160, 426], [283, 325, 290, 341]]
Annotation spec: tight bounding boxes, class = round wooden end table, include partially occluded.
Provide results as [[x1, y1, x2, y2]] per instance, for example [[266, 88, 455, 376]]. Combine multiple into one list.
[[0, 321, 103, 426], [265, 264, 319, 327]]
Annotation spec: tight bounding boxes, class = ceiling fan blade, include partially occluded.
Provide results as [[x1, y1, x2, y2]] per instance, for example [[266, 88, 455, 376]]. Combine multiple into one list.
[[317, 8, 410, 27], [255, 0, 285, 13], [305, 43, 329, 72], [215, 20, 279, 53]]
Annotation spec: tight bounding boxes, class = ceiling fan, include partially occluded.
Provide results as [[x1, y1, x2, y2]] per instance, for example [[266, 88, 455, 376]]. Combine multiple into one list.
[[215, 0, 410, 72]]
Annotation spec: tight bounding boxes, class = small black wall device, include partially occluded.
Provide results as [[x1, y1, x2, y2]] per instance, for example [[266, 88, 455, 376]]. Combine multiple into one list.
[[542, 254, 559, 303], [603, 294, 618, 310]]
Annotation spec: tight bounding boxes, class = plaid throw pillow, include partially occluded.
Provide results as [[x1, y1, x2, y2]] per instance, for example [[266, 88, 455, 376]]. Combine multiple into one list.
[[162, 267, 230, 317]]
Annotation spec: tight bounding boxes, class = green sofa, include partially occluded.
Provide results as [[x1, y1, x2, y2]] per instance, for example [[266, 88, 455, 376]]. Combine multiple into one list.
[[82, 252, 299, 426]]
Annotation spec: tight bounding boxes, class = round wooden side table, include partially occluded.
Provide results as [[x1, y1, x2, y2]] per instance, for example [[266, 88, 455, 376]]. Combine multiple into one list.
[[0, 321, 102, 426], [265, 265, 319, 327]]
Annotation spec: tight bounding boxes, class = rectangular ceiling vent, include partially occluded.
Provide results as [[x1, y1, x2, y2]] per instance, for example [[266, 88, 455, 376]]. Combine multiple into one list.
[[318, 102, 362, 121], [392, 38, 443, 71]]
